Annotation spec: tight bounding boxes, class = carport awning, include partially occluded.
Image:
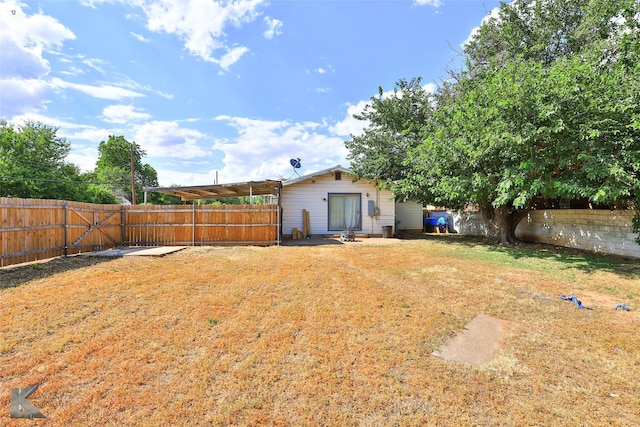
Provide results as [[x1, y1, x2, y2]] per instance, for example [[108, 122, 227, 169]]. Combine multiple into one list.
[[144, 180, 282, 201]]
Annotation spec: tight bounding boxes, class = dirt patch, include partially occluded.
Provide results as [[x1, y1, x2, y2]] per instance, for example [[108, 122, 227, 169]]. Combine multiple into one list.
[[432, 314, 520, 366], [87, 246, 188, 257], [0, 256, 109, 289]]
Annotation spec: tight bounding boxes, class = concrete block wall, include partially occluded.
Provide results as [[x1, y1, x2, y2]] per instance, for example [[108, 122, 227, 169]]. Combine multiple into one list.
[[452, 209, 640, 259], [515, 209, 640, 259], [451, 211, 486, 236]]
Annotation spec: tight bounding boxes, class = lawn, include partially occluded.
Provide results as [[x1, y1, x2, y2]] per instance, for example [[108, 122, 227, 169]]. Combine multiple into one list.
[[1, 237, 638, 426]]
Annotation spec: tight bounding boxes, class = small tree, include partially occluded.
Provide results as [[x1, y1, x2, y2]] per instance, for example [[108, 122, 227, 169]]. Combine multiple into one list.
[[92, 135, 159, 204]]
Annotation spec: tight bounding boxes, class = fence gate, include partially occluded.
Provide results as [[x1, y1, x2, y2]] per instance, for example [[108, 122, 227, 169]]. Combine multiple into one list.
[[64, 204, 123, 255]]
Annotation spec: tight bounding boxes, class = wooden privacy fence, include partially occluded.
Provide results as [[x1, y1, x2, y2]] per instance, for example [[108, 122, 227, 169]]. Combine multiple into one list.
[[1, 198, 280, 267], [124, 204, 279, 247]]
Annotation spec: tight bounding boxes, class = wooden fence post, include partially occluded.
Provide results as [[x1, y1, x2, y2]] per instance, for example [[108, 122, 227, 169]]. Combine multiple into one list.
[[63, 202, 68, 257], [121, 205, 125, 247]]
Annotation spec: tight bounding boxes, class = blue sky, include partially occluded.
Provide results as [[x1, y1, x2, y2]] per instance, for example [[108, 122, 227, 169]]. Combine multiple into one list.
[[1, 0, 501, 186]]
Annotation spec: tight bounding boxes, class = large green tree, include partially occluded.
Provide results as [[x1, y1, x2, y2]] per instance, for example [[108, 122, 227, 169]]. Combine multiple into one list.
[[346, 77, 434, 188], [347, 0, 640, 244], [0, 121, 85, 200], [90, 135, 159, 204]]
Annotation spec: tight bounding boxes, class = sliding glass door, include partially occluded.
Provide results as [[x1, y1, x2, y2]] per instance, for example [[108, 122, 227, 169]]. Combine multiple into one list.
[[328, 193, 362, 231]]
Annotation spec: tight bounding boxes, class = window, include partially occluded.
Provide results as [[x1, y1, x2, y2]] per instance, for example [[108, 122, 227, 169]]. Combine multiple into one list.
[[328, 193, 361, 230]]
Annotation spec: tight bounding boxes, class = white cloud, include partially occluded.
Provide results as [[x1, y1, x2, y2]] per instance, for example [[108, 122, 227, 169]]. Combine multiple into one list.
[[9, 111, 114, 142], [330, 100, 370, 137], [9, 112, 88, 130], [263, 16, 282, 39], [132, 120, 209, 159], [212, 116, 349, 182], [1, 1, 76, 51], [130, 32, 151, 42], [0, 36, 49, 79], [309, 65, 334, 75], [82, 58, 108, 74], [81, 1, 271, 70], [156, 90, 174, 100], [153, 167, 220, 187], [461, 7, 501, 49], [0, 1, 75, 116], [66, 146, 101, 173], [0, 78, 50, 116], [50, 77, 145, 100], [59, 65, 85, 76], [65, 127, 113, 143], [413, 0, 442, 7], [102, 104, 152, 123], [134, 0, 267, 69], [423, 82, 438, 93], [218, 46, 250, 71], [331, 82, 437, 138]]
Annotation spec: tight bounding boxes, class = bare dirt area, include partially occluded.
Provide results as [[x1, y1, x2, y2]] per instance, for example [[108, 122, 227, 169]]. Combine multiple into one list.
[[1, 238, 638, 425]]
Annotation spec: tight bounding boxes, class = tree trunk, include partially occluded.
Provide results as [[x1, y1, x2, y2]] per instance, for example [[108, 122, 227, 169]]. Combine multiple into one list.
[[481, 205, 529, 244]]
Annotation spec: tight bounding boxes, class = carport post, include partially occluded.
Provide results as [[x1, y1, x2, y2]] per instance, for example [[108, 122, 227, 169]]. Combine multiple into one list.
[[277, 184, 282, 245], [192, 203, 196, 246]]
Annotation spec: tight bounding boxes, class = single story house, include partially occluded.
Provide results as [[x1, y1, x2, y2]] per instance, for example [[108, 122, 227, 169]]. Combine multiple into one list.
[[281, 165, 422, 238], [143, 165, 423, 242]]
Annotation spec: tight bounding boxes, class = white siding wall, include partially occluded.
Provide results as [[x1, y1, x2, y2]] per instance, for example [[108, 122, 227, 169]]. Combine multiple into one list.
[[281, 173, 395, 236], [395, 201, 423, 232]]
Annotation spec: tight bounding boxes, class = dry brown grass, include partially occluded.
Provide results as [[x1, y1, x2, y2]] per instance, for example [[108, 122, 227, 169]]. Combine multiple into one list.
[[1, 237, 638, 426]]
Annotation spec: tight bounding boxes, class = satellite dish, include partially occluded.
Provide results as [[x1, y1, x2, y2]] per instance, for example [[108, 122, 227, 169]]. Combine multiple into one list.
[[289, 158, 301, 177]]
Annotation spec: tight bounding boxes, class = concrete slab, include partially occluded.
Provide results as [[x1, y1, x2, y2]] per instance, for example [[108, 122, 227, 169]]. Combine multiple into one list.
[[88, 246, 188, 257], [432, 313, 519, 366], [281, 237, 404, 246]]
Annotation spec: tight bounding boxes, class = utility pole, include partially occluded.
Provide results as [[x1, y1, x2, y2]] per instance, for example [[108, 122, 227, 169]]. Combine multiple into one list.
[[130, 143, 136, 205]]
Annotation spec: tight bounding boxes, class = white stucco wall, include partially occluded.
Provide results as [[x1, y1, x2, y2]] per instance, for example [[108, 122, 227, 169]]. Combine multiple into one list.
[[281, 172, 396, 236]]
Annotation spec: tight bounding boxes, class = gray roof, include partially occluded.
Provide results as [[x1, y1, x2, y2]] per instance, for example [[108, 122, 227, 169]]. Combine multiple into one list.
[[283, 165, 352, 186], [144, 180, 282, 201]]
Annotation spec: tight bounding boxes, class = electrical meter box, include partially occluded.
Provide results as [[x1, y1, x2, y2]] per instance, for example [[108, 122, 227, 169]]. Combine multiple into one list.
[[367, 200, 379, 217]]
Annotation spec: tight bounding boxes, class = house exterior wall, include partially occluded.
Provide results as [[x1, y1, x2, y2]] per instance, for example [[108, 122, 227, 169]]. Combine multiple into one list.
[[281, 172, 396, 236], [395, 201, 424, 232]]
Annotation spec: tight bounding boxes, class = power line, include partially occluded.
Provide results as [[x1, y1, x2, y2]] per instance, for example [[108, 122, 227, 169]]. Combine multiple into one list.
[[0, 175, 131, 186]]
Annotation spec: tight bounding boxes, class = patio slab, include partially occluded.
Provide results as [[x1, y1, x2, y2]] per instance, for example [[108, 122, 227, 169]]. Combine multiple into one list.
[[432, 313, 519, 366], [87, 246, 188, 257]]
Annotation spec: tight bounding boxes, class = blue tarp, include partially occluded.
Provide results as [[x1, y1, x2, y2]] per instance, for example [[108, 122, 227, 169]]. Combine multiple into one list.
[[561, 295, 593, 310], [613, 304, 631, 311]]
